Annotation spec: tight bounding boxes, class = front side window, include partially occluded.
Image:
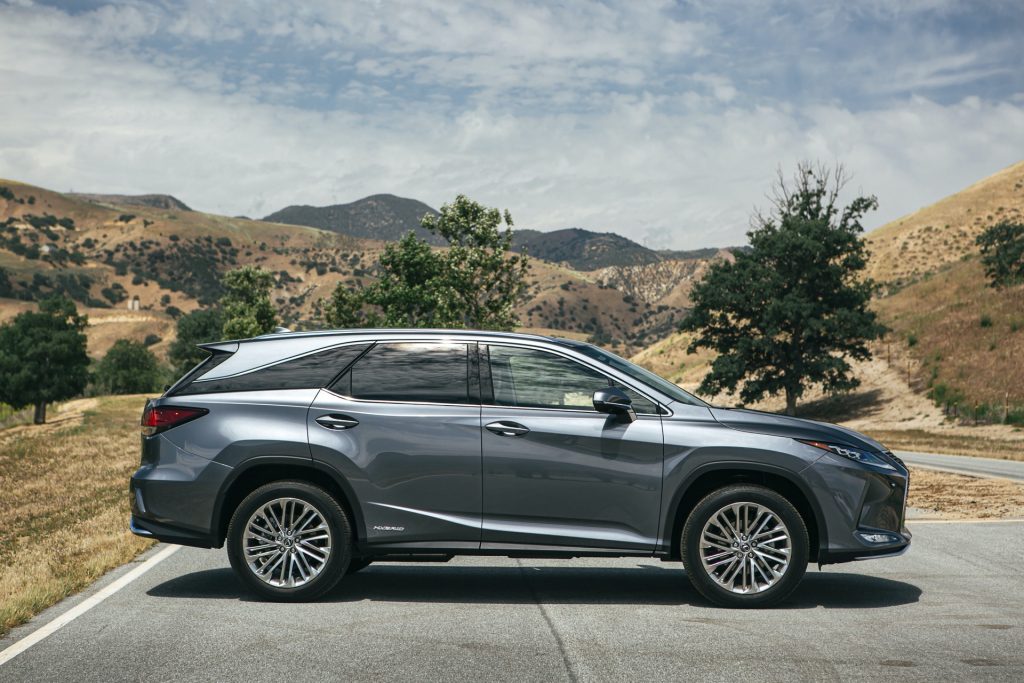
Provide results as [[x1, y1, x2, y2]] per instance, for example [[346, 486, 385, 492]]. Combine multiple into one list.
[[485, 345, 657, 414], [335, 342, 472, 404]]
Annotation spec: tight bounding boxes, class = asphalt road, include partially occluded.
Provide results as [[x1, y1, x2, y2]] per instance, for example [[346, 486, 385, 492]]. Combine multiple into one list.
[[896, 450, 1024, 481], [2, 521, 1023, 682]]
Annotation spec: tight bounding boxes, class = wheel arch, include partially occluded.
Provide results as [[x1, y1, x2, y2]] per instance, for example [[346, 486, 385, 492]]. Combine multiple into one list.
[[665, 462, 825, 562], [212, 456, 365, 548]]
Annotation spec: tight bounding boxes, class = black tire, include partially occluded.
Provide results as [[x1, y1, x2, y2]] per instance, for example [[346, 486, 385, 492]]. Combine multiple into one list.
[[226, 480, 352, 601], [682, 484, 808, 608], [346, 558, 372, 575]]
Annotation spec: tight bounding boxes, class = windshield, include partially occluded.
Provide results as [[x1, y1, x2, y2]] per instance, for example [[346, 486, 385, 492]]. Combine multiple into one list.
[[554, 339, 709, 408]]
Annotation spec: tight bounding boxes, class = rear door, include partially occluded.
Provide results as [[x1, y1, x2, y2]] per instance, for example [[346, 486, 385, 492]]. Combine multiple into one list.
[[307, 341, 483, 550], [480, 343, 664, 552]]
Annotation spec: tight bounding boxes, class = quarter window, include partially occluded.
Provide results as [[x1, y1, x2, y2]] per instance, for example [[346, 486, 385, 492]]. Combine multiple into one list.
[[173, 343, 370, 396], [485, 345, 657, 414], [337, 342, 472, 404]]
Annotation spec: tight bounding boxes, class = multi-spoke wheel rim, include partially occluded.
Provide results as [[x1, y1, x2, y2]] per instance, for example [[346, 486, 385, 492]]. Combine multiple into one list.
[[243, 497, 332, 588], [699, 502, 791, 594]]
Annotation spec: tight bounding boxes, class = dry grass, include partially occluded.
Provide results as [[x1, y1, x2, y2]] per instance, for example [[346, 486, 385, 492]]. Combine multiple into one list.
[[865, 160, 1024, 285], [0, 395, 155, 637], [908, 467, 1024, 519], [867, 429, 1024, 462]]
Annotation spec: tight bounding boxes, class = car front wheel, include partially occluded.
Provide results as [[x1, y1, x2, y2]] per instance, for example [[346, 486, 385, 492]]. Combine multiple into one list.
[[226, 480, 352, 601], [682, 484, 809, 608]]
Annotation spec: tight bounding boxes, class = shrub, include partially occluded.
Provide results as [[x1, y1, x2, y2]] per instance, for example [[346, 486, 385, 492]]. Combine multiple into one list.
[[980, 314, 993, 328]]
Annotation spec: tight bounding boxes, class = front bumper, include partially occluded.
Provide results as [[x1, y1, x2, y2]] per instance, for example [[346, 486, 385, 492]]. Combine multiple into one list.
[[807, 452, 912, 564]]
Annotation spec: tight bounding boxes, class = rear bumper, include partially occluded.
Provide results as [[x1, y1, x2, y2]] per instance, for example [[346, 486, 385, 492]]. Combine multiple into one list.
[[130, 514, 216, 548], [129, 436, 233, 548]]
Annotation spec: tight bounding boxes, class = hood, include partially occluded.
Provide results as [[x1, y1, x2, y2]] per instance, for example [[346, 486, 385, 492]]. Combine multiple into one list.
[[707, 407, 887, 453]]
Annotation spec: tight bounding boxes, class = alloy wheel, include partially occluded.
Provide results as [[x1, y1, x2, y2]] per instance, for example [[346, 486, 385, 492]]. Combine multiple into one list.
[[242, 497, 333, 588], [699, 501, 791, 594]]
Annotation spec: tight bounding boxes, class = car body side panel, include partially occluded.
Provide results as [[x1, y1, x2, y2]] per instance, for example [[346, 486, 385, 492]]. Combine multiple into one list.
[[155, 389, 319, 466], [480, 407, 663, 551], [307, 389, 483, 547], [658, 406, 830, 549]]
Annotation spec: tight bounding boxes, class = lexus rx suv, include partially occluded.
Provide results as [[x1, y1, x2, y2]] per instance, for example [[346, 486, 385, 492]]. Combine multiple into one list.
[[130, 329, 910, 607]]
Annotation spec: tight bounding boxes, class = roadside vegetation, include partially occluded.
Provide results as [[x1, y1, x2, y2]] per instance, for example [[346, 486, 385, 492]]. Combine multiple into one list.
[[908, 467, 1024, 519], [0, 395, 153, 637]]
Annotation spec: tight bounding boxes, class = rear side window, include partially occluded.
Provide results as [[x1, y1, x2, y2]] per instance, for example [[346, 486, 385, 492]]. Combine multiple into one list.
[[173, 343, 370, 396], [332, 342, 472, 404]]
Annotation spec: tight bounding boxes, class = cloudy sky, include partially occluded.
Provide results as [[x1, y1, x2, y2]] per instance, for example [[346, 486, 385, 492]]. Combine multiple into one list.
[[1, 1, 1022, 249]]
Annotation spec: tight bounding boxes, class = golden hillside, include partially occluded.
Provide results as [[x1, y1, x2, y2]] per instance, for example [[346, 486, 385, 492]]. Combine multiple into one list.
[[865, 160, 1024, 284], [0, 179, 710, 358]]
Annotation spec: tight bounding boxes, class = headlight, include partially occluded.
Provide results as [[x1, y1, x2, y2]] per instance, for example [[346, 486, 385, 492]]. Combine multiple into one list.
[[799, 440, 895, 470]]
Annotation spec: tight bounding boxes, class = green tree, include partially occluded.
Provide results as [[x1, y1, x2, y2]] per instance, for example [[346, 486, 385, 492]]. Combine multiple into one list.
[[0, 296, 89, 423], [320, 195, 530, 331], [168, 308, 224, 375], [681, 163, 885, 415], [423, 195, 530, 330], [976, 220, 1024, 288], [94, 339, 163, 395], [221, 266, 278, 339]]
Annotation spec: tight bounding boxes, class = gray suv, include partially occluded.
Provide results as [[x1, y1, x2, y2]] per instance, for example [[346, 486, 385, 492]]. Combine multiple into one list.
[[130, 329, 910, 607]]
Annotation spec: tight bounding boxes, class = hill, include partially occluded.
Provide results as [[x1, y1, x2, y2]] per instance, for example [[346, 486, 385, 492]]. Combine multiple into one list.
[[0, 179, 717, 358], [263, 194, 443, 245], [511, 227, 662, 270], [67, 192, 192, 212], [864, 161, 1024, 422], [865, 160, 1024, 286]]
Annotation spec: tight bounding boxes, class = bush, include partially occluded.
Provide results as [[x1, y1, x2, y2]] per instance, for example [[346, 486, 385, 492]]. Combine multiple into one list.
[[980, 314, 993, 328], [93, 339, 162, 395], [907, 333, 918, 347], [143, 334, 161, 347]]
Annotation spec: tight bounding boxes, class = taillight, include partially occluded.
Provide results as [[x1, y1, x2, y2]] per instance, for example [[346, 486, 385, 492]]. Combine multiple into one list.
[[141, 405, 208, 436]]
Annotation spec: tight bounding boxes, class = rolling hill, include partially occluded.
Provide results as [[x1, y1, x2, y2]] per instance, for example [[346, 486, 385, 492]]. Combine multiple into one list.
[[0, 179, 718, 359], [263, 194, 443, 245], [865, 160, 1024, 286]]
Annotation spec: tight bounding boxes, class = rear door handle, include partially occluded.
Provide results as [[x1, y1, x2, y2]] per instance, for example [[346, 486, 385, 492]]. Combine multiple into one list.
[[316, 414, 359, 430], [485, 421, 530, 437]]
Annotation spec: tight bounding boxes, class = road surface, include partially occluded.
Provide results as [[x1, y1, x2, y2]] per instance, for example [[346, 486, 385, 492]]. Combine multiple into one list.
[[896, 450, 1024, 482], [1, 520, 1023, 682]]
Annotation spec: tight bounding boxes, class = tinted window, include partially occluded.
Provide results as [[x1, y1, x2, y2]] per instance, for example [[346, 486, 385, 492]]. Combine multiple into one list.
[[552, 339, 707, 407], [174, 343, 369, 396], [338, 342, 472, 404], [486, 345, 657, 414]]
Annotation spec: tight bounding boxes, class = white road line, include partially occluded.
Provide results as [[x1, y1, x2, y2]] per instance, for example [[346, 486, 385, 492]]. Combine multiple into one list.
[[0, 544, 180, 667]]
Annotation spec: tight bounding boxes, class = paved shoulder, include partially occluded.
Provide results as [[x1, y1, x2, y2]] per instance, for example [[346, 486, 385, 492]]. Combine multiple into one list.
[[896, 450, 1024, 481]]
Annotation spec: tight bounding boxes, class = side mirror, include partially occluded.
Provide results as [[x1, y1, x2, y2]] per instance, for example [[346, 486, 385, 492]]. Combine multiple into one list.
[[593, 387, 637, 423]]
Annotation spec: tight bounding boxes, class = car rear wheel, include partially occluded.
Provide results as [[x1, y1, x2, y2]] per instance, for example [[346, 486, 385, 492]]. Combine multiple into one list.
[[682, 484, 808, 608], [227, 481, 352, 601]]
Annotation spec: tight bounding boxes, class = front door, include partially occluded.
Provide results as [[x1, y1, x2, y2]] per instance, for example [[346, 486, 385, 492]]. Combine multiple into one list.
[[307, 341, 482, 550], [480, 344, 664, 551]]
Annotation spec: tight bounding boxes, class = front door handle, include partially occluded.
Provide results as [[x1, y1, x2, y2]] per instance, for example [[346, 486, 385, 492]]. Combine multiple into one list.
[[485, 421, 530, 437], [316, 414, 359, 430]]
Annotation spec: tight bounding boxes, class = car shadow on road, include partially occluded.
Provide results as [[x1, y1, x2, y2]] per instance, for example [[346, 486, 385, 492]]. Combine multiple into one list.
[[146, 564, 921, 609]]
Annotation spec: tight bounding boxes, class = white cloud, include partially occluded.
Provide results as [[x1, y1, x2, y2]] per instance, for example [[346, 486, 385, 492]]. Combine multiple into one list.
[[0, 0, 1021, 249]]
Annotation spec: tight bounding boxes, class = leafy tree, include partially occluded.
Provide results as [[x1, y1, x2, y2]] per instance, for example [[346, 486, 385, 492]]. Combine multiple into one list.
[[976, 220, 1024, 288], [94, 339, 163, 394], [168, 308, 224, 375], [0, 296, 89, 423], [422, 195, 530, 330], [221, 266, 278, 339], [682, 163, 885, 415], [321, 195, 530, 331]]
